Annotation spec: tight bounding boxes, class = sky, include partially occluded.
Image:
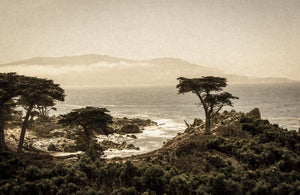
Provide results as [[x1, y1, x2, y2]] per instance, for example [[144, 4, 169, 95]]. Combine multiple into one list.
[[0, 0, 299, 80]]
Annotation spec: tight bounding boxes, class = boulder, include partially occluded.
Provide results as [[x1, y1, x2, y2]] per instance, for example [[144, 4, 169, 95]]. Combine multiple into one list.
[[106, 127, 115, 134], [48, 143, 61, 151], [100, 140, 120, 150], [192, 118, 204, 127], [246, 108, 261, 120], [119, 124, 142, 134], [126, 134, 137, 139], [126, 144, 140, 150]]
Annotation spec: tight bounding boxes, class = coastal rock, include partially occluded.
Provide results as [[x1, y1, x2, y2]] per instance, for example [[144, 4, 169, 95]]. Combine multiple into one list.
[[126, 134, 137, 139], [100, 140, 140, 150], [100, 140, 120, 149], [192, 118, 204, 127], [106, 127, 115, 134], [46, 139, 77, 152], [126, 144, 140, 150], [246, 108, 261, 120], [111, 117, 157, 133], [48, 143, 60, 151], [119, 124, 142, 134]]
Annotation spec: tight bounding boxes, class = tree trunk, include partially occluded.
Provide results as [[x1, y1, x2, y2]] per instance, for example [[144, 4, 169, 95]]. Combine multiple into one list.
[[17, 104, 34, 154], [205, 113, 211, 135], [0, 104, 6, 151]]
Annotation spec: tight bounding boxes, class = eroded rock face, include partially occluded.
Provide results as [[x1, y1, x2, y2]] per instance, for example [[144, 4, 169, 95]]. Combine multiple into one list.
[[246, 108, 261, 120]]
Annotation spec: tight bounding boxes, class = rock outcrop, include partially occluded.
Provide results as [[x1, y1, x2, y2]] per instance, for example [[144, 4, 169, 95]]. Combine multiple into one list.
[[245, 108, 261, 120], [125, 108, 263, 164], [119, 124, 142, 134], [45, 139, 77, 152]]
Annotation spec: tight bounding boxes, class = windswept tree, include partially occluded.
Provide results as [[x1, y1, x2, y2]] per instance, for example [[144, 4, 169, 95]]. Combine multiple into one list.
[[58, 106, 113, 157], [35, 103, 57, 121], [17, 77, 65, 154], [177, 76, 238, 134], [0, 73, 24, 151]]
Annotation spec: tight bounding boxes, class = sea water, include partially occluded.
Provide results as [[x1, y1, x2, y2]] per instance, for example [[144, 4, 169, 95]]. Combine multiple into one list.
[[54, 83, 300, 157]]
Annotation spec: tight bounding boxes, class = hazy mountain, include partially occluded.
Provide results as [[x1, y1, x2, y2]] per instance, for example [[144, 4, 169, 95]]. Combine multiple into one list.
[[0, 54, 292, 86]]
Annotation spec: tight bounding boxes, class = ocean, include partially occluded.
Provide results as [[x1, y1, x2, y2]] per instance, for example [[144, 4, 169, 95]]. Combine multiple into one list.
[[55, 83, 300, 157]]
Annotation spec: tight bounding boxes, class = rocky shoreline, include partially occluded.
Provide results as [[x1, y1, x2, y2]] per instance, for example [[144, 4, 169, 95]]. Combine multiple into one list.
[[4, 107, 290, 161], [2, 108, 299, 194], [4, 117, 158, 158]]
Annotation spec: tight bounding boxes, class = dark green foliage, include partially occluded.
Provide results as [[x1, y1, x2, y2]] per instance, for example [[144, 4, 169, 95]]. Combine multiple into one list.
[[169, 174, 192, 195], [112, 187, 137, 195], [143, 165, 166, 193], [17, 76, 65, 153], [0, 116, 299, 194], [59, 107, 113, 136], [59, 107, 112, 159], [0, 73, 26, 150], [120, 161, 139, 187]]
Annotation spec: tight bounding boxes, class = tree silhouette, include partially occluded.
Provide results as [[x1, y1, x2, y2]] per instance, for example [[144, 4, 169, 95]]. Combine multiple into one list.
[[177, 76, 238, 134], [0, 73, 24, 151], [17, 76, 65, 154], [59, 106, 113, 157]]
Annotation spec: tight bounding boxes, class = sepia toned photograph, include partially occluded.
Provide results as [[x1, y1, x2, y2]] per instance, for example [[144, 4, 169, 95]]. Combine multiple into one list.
[[0, 0, 299, 194]]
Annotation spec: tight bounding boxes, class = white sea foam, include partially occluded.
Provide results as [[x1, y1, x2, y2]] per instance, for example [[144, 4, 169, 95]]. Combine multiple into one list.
[[50, 85, 299, 158], [98, 119, 185, 159]]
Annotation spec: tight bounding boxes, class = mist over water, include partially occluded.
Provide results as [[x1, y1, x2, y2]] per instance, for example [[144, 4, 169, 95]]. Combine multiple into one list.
[[56, 83, 300, 130]]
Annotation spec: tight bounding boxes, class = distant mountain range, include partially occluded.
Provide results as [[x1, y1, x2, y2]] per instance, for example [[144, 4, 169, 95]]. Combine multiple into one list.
[[0, 54, 292, 86]]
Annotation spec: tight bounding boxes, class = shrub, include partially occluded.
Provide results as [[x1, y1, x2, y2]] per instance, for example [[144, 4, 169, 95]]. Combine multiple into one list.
[[169, 174, 191, 195]]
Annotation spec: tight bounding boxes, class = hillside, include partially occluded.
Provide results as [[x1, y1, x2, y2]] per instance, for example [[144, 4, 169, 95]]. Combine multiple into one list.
[[1, 108, 299, 194], [0, 54, 292, 86]]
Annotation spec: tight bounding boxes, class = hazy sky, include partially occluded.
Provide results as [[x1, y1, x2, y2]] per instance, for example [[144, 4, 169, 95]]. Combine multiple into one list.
[[0, 0, 299, 80]]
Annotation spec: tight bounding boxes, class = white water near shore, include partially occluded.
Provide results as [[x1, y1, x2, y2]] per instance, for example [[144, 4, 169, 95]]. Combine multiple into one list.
[[46, 83, 299, 158]]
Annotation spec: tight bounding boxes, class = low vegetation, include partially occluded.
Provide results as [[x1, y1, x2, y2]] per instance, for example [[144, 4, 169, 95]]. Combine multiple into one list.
[[0, 73, 299, 194], [0, 115, 299, 194]]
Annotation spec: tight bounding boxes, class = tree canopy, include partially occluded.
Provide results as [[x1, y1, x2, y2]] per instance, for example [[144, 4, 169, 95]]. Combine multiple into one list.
[[59, 106, 113, 157], [17, 76, 65, 153], [59, 106, 113, 135], [177, 76, 238, 134], [0, 73, 25, 150], [0, 73, 65, 152]]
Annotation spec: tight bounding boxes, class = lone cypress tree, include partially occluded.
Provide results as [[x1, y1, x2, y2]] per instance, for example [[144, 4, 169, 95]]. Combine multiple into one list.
[[177, 76, 238, 134]]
